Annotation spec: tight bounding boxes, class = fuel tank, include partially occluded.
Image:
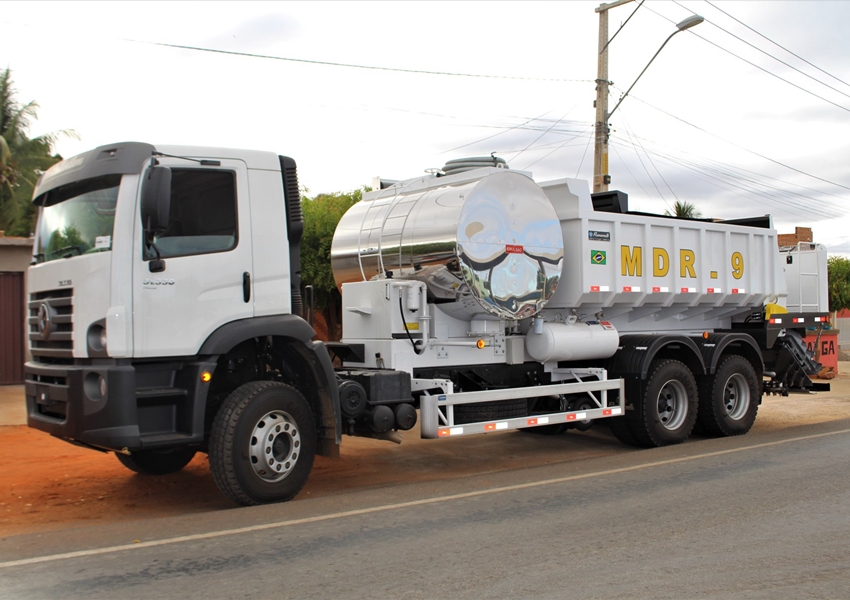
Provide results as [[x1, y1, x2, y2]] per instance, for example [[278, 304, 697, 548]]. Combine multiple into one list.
[[331, 168, 564, 320]]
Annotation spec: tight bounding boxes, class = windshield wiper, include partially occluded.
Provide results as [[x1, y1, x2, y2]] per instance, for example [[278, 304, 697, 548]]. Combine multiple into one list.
[[50, 245, 83, 259]]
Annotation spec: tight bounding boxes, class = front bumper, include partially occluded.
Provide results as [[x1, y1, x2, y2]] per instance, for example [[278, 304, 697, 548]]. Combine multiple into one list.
[[25, 361, 140, 451]]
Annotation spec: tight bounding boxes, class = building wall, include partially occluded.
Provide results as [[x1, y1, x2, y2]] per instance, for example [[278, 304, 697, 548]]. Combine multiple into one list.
[[0, 237, 34, 380]]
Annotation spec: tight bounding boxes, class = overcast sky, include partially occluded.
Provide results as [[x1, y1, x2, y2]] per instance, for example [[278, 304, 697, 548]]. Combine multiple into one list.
[[2, 1, 849, 254]]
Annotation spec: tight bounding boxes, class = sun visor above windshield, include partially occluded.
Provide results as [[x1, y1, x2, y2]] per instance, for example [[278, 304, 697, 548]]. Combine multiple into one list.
[[33, 142, 155, 205]]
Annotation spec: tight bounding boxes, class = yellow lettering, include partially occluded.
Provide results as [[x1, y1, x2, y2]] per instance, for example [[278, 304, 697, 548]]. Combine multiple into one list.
[[680, 249, 696, 278], [731, 252, 744, 280], [621, 245, 642, 277], [652, 247, 669, 277]]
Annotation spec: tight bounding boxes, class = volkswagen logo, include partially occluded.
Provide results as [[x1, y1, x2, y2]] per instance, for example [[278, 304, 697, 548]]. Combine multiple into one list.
[[37, 303, 55, 340]]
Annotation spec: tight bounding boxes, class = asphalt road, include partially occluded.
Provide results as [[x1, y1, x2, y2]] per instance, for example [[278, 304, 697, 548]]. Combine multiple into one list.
[[2, 419, 849, 600]]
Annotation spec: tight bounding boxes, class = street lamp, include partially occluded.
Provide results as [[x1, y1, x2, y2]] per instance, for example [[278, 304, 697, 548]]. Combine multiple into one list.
[[592, 3, 704, 193]]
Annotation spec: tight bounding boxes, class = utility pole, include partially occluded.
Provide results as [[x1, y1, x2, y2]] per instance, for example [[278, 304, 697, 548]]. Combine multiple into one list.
[[593, 0, 634, 194], [593, 2, 703, 195]]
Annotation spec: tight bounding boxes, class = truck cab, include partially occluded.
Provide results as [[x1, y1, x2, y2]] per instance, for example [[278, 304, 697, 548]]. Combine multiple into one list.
[[25, 142, 340, 502]]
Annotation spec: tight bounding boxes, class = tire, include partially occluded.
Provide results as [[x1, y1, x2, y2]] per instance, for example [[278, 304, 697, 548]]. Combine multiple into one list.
[[209, 381, 316, 506], [454, 399, 528, 425], [571, 396, 598, 432], [116, 447, 197, 475], [624, 359, 698, 447], [609, 417, 639, 446], [697, 355, 760, 437]]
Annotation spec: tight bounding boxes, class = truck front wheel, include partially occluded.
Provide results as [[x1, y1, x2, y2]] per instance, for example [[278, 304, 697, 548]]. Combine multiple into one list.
[[210, 381, 316, 506], [697, 355, 759, 437]]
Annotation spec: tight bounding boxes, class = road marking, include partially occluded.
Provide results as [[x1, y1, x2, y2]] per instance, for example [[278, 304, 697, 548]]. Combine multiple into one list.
[[2, 427, 849, 569]]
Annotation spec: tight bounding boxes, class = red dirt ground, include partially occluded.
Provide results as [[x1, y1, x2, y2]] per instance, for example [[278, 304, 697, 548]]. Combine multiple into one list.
[[3, 370, 849, 538]]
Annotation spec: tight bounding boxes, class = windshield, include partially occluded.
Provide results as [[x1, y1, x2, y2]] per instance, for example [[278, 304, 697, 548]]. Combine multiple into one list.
[[34, 175, 121, 263]]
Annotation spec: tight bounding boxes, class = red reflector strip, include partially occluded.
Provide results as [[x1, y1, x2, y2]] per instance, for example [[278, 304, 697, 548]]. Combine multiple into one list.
[[681, 287, 696, 293], [770, 318, 782, 324], [438, 427, 464, 437], [731, 288, 745, 294], [484, 423, 496, 431], [814, 317, 824, 323], [527, 418, 538, 426], [603, 409, 613, 416], [623, 286, 632, 292], [793, 318, 805, 323], [567, 414, 577, 421], [707, 288, 722, 294], [590, 286, 600, 292]]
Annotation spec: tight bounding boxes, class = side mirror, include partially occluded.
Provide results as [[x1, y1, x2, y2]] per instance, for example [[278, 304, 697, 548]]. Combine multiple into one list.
[[141, 166, 172, 232]]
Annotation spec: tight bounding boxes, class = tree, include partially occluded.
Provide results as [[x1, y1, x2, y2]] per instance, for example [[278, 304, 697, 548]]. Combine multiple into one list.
[[664, 200, 702, 219], [300, 187, 366, 340], [827, 255, 850, 314], [0, 68, 73, 236]]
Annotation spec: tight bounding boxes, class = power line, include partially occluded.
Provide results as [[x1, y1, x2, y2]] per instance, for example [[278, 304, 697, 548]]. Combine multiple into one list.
[[642, 4, 850, 115], [612, 85, 850, 195], [125, 38, 592, 84], [508, 108, 576, 164], [439, 110, 556, 155], [619, 111, 679, 205], [703, 0, 850, 90], [681, 0, 850, 102], [612, 134, 837, 220]]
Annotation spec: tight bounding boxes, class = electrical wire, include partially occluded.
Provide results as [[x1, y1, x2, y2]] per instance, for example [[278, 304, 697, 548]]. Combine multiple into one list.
[[601, 0, 646, 54], [612, 134, 837, 220], [675, 1, 850, 101], [642, 4, 850, 114], [124, 38, 592, 84], [515, 124, 594, 171], [613, 86, 850, 196], [574, 129, 594, 179], [439, 110, 556, 156], [703, 0, 850, 90], [619, 110, 680, 204], [507, 108, 576, 164]]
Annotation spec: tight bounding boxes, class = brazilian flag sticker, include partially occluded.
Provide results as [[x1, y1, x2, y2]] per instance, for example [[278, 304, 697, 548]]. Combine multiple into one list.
[[591, 250, 606, 265]]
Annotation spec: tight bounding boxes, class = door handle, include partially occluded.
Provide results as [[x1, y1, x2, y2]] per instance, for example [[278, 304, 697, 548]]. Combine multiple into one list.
[[243, 272, 251, 303]]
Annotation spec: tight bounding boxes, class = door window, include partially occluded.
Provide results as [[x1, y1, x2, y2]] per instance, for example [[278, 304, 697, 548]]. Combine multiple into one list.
[[145, 169, 238, 259]]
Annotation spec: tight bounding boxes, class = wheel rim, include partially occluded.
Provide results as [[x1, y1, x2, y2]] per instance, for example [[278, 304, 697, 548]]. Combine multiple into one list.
[[722, 373, 750, 420], [249, 410, 301, 482], [656, 379, 688, 430]]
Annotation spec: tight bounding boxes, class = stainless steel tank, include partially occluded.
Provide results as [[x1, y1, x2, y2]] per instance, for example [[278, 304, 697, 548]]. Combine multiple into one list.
[[331, 169, 564, 320]]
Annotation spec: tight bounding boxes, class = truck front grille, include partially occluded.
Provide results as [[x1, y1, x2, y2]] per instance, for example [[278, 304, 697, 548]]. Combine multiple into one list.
[[29, 288, 74, 361]]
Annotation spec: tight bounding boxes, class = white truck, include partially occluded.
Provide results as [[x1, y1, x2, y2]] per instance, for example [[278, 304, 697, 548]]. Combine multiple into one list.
[[24, 143, 828, 505]]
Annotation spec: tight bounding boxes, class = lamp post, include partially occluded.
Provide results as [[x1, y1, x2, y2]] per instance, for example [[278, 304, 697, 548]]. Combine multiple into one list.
[[593, 3, 704, 193]]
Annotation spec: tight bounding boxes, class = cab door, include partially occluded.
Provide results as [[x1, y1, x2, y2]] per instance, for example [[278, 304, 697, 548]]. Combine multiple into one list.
[[133, 159, 253, 358]]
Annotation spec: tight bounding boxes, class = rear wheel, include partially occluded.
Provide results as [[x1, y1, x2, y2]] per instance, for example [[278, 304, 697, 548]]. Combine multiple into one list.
[[697, 355, 759, 437], [116, 447, 197, 475], [617, 360, 698, 447], [210, 381, 316, 506]]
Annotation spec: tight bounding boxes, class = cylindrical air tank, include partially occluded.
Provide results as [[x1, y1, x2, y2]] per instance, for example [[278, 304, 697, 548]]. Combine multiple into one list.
[[525, 321, 620, 362], [331, 170, 564, 321]]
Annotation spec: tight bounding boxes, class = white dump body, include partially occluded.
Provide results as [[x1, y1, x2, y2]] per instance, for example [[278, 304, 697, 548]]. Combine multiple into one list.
[[538, 178, 787, 334]]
